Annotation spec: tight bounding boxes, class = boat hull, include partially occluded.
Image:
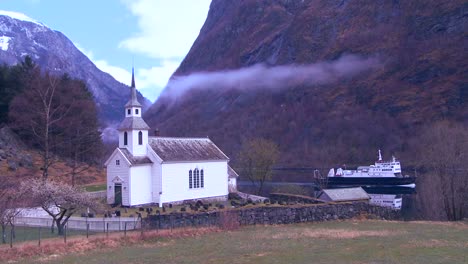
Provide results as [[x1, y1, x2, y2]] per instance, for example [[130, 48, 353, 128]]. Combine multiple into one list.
[[327, 176, 416, 187]]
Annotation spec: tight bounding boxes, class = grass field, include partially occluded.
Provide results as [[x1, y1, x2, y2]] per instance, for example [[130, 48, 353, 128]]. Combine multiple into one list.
[[3, 220, 466, 264]]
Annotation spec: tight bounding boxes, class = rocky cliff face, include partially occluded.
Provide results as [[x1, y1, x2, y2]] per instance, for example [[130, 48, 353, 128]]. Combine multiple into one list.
[[145, 0, 467, 166], [0, 14, 150, 125]]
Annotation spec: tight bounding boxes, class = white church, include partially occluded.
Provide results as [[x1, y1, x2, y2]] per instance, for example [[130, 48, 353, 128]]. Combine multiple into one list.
[[105, 70, 238, 207]]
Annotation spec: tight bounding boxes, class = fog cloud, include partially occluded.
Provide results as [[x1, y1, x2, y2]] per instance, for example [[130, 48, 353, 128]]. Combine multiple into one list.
[[162, 54, 381, 99]]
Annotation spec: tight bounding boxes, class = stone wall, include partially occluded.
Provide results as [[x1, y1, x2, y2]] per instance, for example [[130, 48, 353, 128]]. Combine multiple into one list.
[[145, 202, 401, 229]]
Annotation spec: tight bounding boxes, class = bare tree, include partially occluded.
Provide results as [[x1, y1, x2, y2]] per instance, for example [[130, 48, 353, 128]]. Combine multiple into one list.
[[0, 177, 25, 243], [237, 138, 280, 195], [10, 71, 101, 184], [413, 121, 468, 221], [20, 179, 99, 235]]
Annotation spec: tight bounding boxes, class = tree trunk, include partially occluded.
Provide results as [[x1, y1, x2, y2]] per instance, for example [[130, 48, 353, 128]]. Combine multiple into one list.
[[55, 219, 64, 236], [1, 224, 5, 244]]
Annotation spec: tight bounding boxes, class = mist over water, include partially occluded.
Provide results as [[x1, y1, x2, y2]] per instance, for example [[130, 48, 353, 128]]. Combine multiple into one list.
[[162, 54, 381, 99]]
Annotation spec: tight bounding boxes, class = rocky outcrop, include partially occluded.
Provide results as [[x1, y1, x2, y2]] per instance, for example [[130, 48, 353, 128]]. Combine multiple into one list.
[[0, 126, 32, 170]]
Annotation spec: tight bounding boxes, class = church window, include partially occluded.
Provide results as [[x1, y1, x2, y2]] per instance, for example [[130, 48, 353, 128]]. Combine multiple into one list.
[[200, 169, 204, 188], [189, 170, 193, 189], [116, 160, 120, 165], [194, 168, 200, 188], [135, 109, 139, 115], [127, 109, 131, 115], [124, 132, 128, 145], [138, 131, 143, 145]]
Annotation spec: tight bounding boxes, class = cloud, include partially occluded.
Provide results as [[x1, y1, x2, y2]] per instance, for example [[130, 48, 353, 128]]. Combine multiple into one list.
[[120, 0, 211, 59], [76, 43, 173, 101], [162, 54, 382, 99], [136, 60, 180, 101]]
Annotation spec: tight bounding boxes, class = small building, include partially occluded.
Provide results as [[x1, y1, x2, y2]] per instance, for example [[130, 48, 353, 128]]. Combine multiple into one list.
[[105, 70, 238, 207], [318, 187, 370, 202]]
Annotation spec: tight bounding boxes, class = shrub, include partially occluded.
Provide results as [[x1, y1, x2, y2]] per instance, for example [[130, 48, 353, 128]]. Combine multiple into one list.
[[218, 204, 225, 209], [247, 198, 253, 204], [203, 204, 209, 210], [228, 192, 242, 200], [264, 199, 270, 204], [180, 207, 186, 212], [169, 204, 173, 208]]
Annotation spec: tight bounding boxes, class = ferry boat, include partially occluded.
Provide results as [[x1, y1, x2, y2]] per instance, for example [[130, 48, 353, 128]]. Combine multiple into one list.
[[327, 150, 416, 187]]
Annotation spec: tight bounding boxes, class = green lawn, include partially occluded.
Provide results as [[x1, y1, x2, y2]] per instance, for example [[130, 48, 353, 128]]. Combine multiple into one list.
[[83, 184, 106, 192], [13, 220, 468, 264]]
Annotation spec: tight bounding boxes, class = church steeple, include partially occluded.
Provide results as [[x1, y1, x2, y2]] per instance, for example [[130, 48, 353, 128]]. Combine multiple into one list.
[[117, 66, 150, 156], [126, 68, 142, 108]]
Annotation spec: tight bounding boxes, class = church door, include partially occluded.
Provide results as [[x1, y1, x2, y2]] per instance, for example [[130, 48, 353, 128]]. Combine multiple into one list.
[[114, 183, 122, 205]]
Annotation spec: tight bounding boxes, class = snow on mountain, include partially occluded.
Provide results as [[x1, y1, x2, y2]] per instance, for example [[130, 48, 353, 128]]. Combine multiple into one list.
[[0, 10, 45, 26], [0, 36, 10, 51]]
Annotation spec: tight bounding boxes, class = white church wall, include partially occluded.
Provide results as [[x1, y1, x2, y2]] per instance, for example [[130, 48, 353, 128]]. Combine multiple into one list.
[[147, 148, 163, 205], [130, 130, 148, 156], [228, 177, 237, 193], [129, 165, 152, 206], [160, 161, 228, 205], [106, 151, 130, 205]]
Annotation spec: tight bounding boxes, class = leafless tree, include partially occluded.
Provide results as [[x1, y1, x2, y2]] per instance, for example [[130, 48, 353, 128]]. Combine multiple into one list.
[[20, 179, 100, 235], [413, 121, 468, 221], [237, 138, 280, 195], [0, 177, 25, 243]]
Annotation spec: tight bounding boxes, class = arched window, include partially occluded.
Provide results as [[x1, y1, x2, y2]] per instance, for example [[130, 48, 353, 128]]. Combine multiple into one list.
[[138, 131, 143, 145], [194, 168, 200, 188], [123, 132, 128, 145], [135, 109, 139, 115], [189, 170, 193, 189], [200, 169, 204, 188], [127, 109, 131, 115]]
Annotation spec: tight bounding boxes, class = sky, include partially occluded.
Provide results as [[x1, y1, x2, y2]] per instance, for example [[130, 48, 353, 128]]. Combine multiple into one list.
[[0, 0, 211, 102]]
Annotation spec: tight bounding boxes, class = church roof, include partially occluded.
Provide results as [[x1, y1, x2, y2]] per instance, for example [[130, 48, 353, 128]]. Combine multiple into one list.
[[119, 148, 153, 165], [228, 165, 239, 178], [118, 116, 150, 131], [149, 137, 229, 162], [318, 187, 369, 202]]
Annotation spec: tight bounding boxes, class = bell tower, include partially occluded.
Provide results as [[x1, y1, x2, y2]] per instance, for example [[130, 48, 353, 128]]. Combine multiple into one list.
[[117, 68, 149, 156]]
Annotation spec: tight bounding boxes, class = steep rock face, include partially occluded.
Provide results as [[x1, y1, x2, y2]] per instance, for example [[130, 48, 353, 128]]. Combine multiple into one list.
[[0, 15, 150, 125], [145, 0, 467, 166]]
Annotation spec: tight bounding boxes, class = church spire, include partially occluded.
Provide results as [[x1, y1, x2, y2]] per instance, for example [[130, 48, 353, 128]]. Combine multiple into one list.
[[125, 67, 141, 107]]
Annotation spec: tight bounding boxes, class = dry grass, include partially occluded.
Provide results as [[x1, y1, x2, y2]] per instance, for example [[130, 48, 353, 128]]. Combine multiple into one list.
[[269, 228, 403, 239], [0, 227, 219, 263]]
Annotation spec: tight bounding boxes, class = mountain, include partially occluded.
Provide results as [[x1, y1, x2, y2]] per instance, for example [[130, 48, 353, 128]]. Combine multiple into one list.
[[0, 13, 150, 125], [145, 0, 467, 166]]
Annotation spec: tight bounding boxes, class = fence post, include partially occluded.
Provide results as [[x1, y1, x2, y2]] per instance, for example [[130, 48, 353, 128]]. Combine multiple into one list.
[[38, 227, 41, 247], [103, 218, 105, 233], [124, 222, 127, 237], [64, 225, 67, 244], [106, 223, 109, 239], [140, 218, 143, 237], [86, 223, 89, 239]]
